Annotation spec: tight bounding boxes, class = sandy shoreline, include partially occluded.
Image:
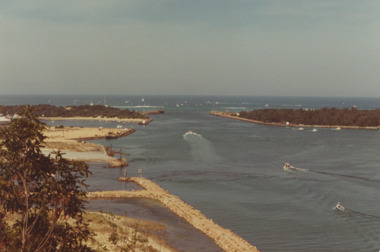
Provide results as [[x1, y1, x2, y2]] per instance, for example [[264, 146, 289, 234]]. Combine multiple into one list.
[[88, 177, 259, 252], [210, 111, 380, 130], [41, 116, 146, 123], [42, 126, 132, 166]]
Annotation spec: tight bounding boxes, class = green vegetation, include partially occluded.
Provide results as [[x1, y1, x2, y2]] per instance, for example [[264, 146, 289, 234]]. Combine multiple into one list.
[[0, 106, 93, 251], [0, 104, 147, 119], [239, 107, 380, 127]]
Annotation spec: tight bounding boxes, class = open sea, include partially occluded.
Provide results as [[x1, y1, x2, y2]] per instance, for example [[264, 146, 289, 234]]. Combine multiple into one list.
[[2, 95, 380, 251]]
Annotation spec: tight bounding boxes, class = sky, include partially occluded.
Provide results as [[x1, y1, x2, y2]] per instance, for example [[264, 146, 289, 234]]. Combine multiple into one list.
[[1, 0, 379, 97]]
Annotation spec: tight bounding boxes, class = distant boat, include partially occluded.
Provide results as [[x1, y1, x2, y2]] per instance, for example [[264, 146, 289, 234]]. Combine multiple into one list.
[[298, 127, 304, 130], [283, 163, 296, 171], [312, 129, 317, 132], [333, 202, 345, 211], [139, 120, 150, 125]]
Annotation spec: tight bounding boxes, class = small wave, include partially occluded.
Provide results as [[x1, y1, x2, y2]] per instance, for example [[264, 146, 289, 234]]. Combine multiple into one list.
[[221, 107, 247, 110], [112, 105, 161, 109]]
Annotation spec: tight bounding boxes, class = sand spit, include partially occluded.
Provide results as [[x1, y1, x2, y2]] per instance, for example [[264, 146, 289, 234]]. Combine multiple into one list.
[[42, 126, 132, 166], [210, 111, 380, 130], [88, 177, 259, 252], [41, 116, 146, 123]]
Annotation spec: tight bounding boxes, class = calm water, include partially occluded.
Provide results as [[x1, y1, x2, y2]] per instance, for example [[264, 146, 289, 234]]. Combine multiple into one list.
[[2, 95, 380, 251]]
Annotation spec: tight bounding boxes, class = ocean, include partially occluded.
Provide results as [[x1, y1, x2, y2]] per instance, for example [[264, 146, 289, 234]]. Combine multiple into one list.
[[2, 95, 380, 251]]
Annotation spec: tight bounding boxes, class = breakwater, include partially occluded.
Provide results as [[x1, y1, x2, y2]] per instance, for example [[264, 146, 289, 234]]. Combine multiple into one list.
[[87, 177, 259, 252]]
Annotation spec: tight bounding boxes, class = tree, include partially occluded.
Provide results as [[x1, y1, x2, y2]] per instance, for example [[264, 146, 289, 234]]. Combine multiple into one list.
[[0, 106, 93, 251]]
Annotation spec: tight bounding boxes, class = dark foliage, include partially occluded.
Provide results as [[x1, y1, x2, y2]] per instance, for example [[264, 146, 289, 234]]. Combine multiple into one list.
[[0, 104, 147, 119], [239, 107, 380, 127], [0, 106, 94, 251]]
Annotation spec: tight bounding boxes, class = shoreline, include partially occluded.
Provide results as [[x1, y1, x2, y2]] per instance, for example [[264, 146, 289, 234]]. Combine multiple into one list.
[[41, 116, 147, 123], [88, 177, 259, 252], [43, 126, 133, 166], [210, 111, 380, 130]]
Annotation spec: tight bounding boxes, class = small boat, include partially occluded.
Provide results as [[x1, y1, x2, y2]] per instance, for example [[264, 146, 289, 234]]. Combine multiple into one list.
[[312, 128, 317, 132], [333, 202, 345, 211], [283, 163, 296, 171], [298, 127, 304, 130]]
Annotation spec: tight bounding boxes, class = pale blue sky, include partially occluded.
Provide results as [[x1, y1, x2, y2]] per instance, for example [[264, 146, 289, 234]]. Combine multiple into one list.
[[1, 1, 379, 97]]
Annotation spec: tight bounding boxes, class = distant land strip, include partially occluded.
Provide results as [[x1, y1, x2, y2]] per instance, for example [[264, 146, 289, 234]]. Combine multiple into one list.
[[0, 104, 148, 119], [210, 110, 380, 130]]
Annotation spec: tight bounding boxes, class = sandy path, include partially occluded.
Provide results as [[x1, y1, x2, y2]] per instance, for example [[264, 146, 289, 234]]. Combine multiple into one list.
[[87, 177, 259, 252]]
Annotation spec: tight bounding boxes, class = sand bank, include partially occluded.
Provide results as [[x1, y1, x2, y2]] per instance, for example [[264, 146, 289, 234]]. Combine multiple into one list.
[[87, 177, 259, 252], [42, 126, 132, 166], [210, 111, 380, 130], [43, 126, 135, 141], [84, 211, 173, 251]]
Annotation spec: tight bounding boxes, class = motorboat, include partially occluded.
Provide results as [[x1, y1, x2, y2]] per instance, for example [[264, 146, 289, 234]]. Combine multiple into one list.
[[333, 202, 345, 211], [184, 130, 194, 136], [283, 163, 296, 171]]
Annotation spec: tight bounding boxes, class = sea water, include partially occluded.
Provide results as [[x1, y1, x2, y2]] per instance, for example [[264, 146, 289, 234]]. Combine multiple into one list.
[[2, 95, 380, 251]]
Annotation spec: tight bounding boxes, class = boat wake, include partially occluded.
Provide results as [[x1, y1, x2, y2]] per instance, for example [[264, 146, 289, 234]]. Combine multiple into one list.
[[183, 130, 202, 138], [183, 131, 222, 163], [283, 163, 376, 182]]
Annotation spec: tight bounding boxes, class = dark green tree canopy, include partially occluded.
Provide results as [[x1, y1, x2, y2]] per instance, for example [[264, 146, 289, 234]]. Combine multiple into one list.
[[239, 107, 380, 127], [0, 104, 147, 119], [0, 106, 93, 251]]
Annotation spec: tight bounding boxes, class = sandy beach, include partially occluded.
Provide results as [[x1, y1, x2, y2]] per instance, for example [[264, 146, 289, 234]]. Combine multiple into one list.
[[88, 177, 259, 252], [83, 211, 174, 251]]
